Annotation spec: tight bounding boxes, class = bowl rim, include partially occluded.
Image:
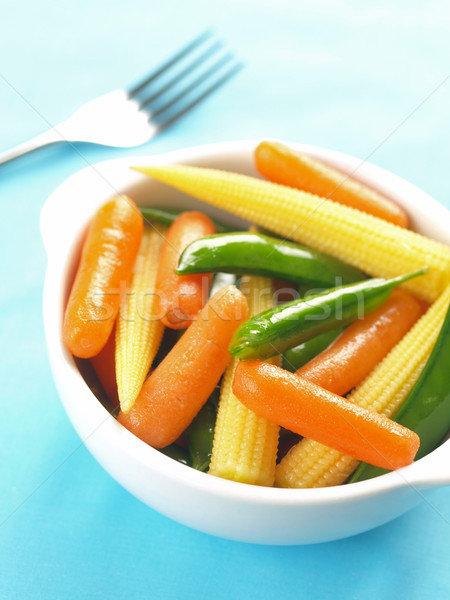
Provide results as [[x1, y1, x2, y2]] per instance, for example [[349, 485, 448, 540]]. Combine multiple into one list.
[[41, 139, 450, 506]]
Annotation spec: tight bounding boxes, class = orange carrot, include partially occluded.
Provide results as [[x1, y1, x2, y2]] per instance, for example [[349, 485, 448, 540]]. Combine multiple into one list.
[[63, 196, 143, 358], [232, 361, 419, 470], [255, 140, 409, 228], [296, 289, 423, 396], [90, 327, 119, 408], [155, 211, 216, 329], [118, 285, 248, 448]]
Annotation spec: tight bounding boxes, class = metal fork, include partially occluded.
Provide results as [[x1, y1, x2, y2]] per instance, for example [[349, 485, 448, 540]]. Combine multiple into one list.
[[0, 31, 242, 166]]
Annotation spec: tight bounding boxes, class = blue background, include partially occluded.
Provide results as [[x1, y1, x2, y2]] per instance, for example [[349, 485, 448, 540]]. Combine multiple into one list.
[[1, 1, 449, 598]]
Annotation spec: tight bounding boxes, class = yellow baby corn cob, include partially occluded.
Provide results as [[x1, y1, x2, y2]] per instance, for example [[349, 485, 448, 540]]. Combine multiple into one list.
[[208, 274, 280, 486], [275, 285, 450, 488], [115, 223, 166, 414], [134, 164, 450, 302]]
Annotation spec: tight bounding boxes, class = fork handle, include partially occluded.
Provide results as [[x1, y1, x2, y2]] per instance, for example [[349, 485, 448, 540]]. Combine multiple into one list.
[[0, 127, 65, 167]]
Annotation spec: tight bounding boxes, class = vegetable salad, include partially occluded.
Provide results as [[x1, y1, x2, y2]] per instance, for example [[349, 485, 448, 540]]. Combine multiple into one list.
[[63, 140, 450, 488]]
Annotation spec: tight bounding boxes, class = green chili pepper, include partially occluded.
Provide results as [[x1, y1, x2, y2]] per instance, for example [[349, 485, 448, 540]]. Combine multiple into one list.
[[229, 269, 426, 360], [349, 298, 450, 484], [282, 327, 344, 372], [185, 402, 217, 471], [140, 207, 234, 233], [159, 444, 192, 467], [176, 232, 366, 287]]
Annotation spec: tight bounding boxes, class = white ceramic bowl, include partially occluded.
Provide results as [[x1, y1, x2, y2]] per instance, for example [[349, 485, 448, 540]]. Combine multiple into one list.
[[41, 141, 450, 545]]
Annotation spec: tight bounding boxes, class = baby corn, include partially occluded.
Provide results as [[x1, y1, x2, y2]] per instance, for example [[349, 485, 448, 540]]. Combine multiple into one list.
[[134, 164, 450, 302], [209, 275, 280, 486], [115, 224, 166, 414]]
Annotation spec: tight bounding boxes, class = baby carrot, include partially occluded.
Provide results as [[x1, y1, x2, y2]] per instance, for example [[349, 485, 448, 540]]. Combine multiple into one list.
[[296, 289, 423, 396], [63, 196, 143, 358], [155, 211, 216, 329], [255, 141, 410, 228], [118, 285, 248, 448], [232, 361, 419, 470], [90, 327, 119, 408]]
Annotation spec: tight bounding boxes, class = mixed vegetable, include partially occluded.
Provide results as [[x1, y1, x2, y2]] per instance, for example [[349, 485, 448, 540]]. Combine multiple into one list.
[[63, 140, 450, 488]]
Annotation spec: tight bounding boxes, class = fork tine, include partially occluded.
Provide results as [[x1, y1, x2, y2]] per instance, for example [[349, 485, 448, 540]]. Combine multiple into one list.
[[128, 29, 214, 97], [150, 53, 235, 119], [139, 40, 225, 109], [155, 61, 243, 132]]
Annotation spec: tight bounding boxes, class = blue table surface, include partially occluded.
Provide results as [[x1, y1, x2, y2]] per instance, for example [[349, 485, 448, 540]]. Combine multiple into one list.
[[1, 1, 449, 598]]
